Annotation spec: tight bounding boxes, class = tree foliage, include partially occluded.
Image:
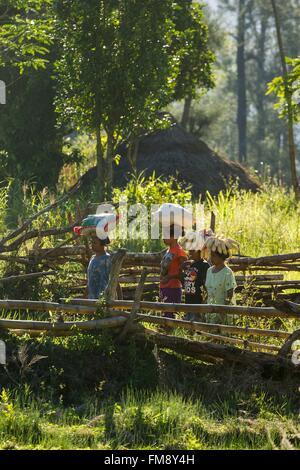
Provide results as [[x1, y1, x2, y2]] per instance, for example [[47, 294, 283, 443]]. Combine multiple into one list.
[[0, 0, 54, 72], [171, 0, 215, 101], [54, 0, 214, 198], [267, 56, 300, 122]]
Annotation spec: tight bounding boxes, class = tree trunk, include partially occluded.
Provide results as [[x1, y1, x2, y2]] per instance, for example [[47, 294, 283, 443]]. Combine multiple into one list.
[[105, 130, 114, 200], [270, 0, 300, 200], [181, 95, 192, 130], [127, 136, 140, 171], [237, 0, 247, 164], [255, 14, 268, 162], [96, 126, 105, 201]]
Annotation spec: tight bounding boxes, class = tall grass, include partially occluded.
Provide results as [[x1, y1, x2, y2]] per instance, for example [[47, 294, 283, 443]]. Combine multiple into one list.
[[206, 184, 300, 257]]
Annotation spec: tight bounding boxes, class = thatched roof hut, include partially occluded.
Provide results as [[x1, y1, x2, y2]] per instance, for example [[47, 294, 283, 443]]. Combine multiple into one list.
[[114, 121, 259, 197]]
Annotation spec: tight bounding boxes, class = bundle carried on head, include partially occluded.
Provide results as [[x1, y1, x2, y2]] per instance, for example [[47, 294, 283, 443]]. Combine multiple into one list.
[[179, 229, 214, 252], [153, 203, 193, 232], [201, 236, 240, 260], [73, 213, 118, 240]]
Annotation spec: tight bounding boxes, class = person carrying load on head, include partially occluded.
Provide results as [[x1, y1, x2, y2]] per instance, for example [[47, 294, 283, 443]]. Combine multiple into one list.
[[159, 223, 188, 319], [201, 235, 240, 325], [74, 213, 117, 300], [153, 204, 193, 319]]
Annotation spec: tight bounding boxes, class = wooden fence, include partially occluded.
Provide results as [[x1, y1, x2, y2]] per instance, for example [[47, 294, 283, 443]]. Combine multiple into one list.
[[0, 250, 299, 373]]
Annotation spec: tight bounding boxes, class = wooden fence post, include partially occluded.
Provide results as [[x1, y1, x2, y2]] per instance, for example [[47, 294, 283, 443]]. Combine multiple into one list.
[[104, 249, 127, 303], [117, 268, 148, 342]]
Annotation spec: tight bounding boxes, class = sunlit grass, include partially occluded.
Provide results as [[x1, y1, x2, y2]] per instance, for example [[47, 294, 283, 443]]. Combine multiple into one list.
[[0, 387, 299, 450]]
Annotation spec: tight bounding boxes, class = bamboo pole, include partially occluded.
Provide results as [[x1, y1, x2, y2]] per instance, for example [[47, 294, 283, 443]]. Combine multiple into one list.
[[26, 247, 300, 272], [105, 309, 290, 340], [0, 299, 98, 315], [28, 247, 300, 266], [0, 314, 283, 352], [239, 280, 300, 287], [232, 266, 300, 272], [10, 329, 76, 337], [0, 297, 298, 321], [117, 275, 290, 286], [0, 316, 127, 331], [235, 274, 284, 281], [59, 297, 300, 319], [120, 268, 161, 275], [193, 331, 280, 352], [230, 252, 300, 265], [106, 300, 300, 319]]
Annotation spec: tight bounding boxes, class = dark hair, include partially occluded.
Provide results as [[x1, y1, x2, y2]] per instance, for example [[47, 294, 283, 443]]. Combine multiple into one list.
[[100, 237, 110, 246], [213, 249, 229, 261], [169, 224, 185, 238]]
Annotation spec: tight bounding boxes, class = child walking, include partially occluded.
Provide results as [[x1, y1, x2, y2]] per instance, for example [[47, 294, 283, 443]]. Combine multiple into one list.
[[202, 236, 239, 324], [160, 224, 187, 318], [179, 230, 210, 321]]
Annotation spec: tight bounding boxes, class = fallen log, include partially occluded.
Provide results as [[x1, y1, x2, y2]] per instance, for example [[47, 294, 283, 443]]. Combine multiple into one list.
[[0, 255, 33, 265], [278, 329, 300, 358], [0, 271, 56, 284], [29, 246, 86, 258], [2, 226, 73, 253], [271, 300, 300, 316], [139, 329, 296, 370]]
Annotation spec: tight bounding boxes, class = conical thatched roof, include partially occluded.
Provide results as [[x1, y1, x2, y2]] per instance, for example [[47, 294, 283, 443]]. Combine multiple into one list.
[[114, 121, 259, 197]]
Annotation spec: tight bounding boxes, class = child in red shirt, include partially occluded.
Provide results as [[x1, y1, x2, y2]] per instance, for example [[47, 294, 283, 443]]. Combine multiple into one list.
[[160, 225, 187, 318]]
